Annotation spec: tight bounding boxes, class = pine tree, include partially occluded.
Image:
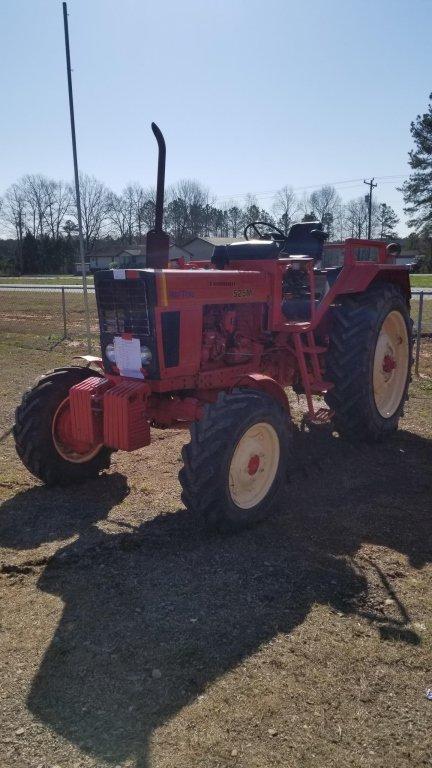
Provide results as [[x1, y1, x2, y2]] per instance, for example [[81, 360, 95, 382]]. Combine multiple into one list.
[[377, 203, 399, 240], [401, 93, 432, 234]]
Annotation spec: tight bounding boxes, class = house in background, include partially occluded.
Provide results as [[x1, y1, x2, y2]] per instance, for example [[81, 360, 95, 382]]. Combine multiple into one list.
[[113, 247, 147, 268], [88, 246, 147, 270], [169, 244, 191, 264], [182, 236, 243, 262], [395, 250, 421, 268], [79, 240, 190, 272]]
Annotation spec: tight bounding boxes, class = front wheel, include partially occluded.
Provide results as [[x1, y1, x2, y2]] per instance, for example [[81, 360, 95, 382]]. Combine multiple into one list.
[[179, 389, 292, 532], [14, 367, 112, 485]]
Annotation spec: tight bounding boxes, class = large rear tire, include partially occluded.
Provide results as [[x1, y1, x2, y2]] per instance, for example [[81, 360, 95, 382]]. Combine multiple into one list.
[[325, 283, 412, 441], [14, 367, 112, 485], [179, 389, 292, 532]]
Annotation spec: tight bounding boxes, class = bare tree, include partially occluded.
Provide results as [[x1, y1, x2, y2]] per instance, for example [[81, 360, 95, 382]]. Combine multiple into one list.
[[332, 202, 347, 241], [1, 183, 27, 271], [127, 183, 150, 241], [297, 191, 314, 219], [73, 173, 109, 252], [44, 180, 73, 239], [345, 197, 369, 238], [272, 186, 299, 235], [106, 191, 128, 243], [165, 179, 209, 242], [309, 186, 341, 238], [22, 174, 52, 237]]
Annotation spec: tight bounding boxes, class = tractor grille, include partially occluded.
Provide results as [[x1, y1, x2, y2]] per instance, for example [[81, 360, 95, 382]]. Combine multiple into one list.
[[96, 277, 152, 337], [94, 270, 159, 378]]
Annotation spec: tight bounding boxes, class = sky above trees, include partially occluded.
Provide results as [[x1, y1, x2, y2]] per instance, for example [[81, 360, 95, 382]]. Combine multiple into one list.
[[1, 0, 431, 236]]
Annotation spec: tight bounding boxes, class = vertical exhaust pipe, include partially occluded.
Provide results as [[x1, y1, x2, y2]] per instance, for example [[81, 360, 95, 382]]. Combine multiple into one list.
[[146, 122, 170, 269]]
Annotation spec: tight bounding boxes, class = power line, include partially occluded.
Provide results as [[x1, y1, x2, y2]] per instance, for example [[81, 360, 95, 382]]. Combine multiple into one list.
[[214, 174, 408, 203]]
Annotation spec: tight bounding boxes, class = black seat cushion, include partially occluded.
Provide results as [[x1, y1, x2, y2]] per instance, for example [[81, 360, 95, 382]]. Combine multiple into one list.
[[282, 221, 327, 261], [212, 240, 280, 268]]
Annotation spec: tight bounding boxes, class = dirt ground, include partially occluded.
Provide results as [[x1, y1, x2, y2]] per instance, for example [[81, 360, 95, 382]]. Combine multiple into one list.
[[0, 340, 431, 768]]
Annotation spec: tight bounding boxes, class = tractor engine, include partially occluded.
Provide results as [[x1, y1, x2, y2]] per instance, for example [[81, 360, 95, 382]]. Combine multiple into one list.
[[201, 304, 260, 367]]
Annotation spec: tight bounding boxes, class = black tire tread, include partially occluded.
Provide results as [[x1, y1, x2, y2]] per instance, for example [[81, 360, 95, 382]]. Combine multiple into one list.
[[324, 283, 413, 441], [14, 367, 112, 485], [179, 388, 291, 532]]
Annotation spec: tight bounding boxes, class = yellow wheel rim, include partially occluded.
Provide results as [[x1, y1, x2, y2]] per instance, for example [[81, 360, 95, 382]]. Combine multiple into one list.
[[228, 422, 280, 509], [373, 310, 409, 418], [52, 398, 103, 464]]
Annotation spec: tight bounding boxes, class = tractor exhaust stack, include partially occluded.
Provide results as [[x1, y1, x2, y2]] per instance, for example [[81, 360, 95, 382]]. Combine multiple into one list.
[[146, 122, 170, 269]]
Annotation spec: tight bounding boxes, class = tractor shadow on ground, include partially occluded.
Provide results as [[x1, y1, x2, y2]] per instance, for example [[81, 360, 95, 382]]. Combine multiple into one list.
[[1, 427, 432, 767], [0, 472, 130, 553]]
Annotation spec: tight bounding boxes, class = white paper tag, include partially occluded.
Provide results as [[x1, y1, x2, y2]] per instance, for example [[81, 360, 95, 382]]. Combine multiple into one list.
[[113, 336, 144, 379], [113, 269, 126, 280]]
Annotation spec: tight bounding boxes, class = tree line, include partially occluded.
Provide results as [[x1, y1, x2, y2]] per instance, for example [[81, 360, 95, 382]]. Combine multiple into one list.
[[0, 172, 402, 274], [2, 90, 432, 275]]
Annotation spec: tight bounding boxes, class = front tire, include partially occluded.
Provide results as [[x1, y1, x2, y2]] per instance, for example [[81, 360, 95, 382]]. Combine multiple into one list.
[[179, 389, 292, 532], [325, 283, 413, 441], [14, 367, 112, 485]]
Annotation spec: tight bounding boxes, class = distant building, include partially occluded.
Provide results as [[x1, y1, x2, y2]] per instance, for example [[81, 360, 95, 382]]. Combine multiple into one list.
[[80, 240, 189, 272], [182, 236, 243, 262], [169, 244, 191, 264], [395, 250, 421, 268]]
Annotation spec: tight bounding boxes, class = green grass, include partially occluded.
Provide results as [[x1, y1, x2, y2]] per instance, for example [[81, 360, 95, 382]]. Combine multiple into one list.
[[1, 272, 431, 289], [410, 274, 432, 289], [0, 274, 94, 285]]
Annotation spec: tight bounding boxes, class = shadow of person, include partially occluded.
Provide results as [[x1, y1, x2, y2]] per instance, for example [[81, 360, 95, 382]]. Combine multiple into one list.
[[12, 426, 432, 767], [0, 472, 130, 553]]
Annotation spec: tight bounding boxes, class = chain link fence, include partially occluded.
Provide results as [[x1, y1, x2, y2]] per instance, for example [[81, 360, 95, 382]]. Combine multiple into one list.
[[0, 283, 99, 350], [0, 282, 431, 365]]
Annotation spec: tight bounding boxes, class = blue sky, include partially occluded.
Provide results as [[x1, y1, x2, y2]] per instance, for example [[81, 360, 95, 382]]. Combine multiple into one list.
[[1, 0, 431, 234]]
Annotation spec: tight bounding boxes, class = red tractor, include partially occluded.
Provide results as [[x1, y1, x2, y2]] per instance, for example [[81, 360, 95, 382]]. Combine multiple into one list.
[[14, 125, 412, 531]]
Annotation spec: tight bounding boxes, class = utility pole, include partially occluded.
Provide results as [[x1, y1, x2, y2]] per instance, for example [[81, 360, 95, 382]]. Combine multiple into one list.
[[62, 2, 92, 352], [363, 177, 377, 239]]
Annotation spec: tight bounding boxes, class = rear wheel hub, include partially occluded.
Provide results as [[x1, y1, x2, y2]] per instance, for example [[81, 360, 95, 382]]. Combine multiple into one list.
[[373, 310, 409, 418], [228, 422, 280, 509]]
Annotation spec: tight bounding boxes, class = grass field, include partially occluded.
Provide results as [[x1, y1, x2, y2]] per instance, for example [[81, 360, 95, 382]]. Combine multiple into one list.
[[411, 274, 432, 288], [0, 281, 431, 354], [1, 272, 431, 288], [0, 274, 94, 285], [0, 289, 99, 350], [0, 333, 431, 767]]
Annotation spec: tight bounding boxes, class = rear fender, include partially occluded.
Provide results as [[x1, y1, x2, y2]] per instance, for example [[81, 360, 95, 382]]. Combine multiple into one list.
[[369, 269, 411, 300], [235, 373, 290, 414]]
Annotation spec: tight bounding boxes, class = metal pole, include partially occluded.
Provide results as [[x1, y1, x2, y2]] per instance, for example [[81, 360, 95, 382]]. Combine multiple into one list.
[[364, 178, 377, 239], [62, 2, 91, 353], [61, 286, 67, 338], [414, 292, 424, 377]]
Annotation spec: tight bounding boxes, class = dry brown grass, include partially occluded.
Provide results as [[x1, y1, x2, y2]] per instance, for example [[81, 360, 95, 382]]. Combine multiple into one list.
[[0, 339, 431, 768]]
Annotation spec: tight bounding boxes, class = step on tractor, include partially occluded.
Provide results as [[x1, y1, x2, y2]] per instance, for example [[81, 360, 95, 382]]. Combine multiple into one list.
[[14, 124, 413, 531]]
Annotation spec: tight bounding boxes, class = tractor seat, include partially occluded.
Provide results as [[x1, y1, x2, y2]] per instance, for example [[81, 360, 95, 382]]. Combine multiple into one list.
[[281, 221, 328, 261], [212, 239, 280, 268]]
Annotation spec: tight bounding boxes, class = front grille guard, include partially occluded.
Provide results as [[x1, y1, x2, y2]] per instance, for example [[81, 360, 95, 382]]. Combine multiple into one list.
[[95, 273, 159, 379]]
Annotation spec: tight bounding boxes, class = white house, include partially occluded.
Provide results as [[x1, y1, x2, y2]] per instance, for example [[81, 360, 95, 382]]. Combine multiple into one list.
[[83, 242, 189, 272], [395, 250, 421, 268]]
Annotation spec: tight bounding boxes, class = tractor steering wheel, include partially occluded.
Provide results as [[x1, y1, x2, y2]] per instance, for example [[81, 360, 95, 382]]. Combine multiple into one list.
[[243, 221, 287, 242]]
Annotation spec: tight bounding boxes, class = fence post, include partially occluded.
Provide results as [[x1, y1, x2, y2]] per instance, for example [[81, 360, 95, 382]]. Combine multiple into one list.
[[61, 287, 67, 339], [414, 291, 424, 377]]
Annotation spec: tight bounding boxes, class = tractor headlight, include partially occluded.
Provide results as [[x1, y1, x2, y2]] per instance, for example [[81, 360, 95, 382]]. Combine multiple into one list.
[[140, 345, 153, 366], [105, 342, 152, 367], [105, 343, 116, 362]]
